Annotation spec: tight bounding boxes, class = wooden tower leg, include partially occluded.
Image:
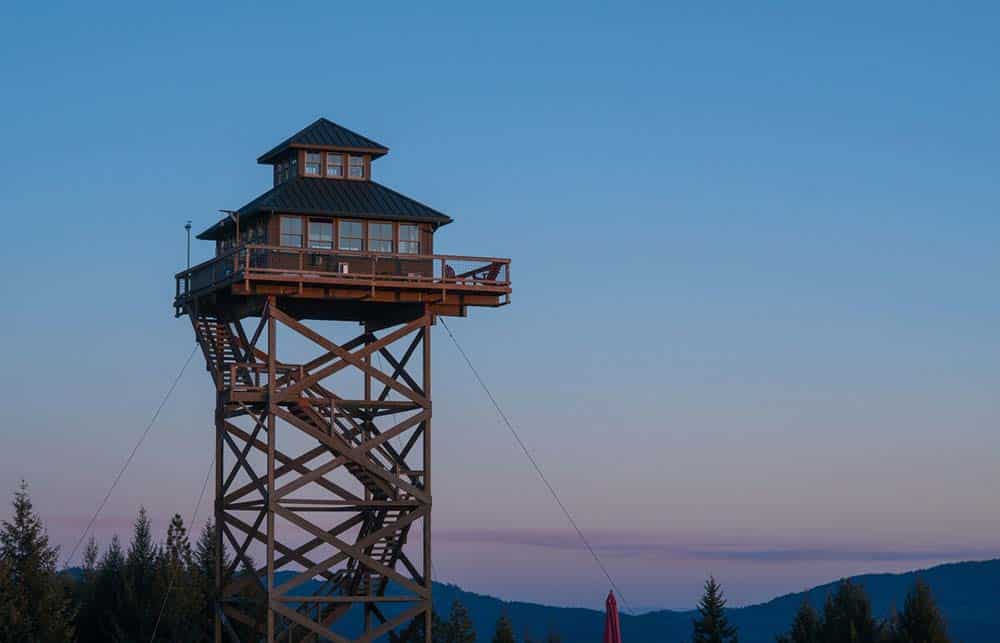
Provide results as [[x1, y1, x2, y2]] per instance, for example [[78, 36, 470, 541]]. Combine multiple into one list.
[[193, 302, 434, 642]]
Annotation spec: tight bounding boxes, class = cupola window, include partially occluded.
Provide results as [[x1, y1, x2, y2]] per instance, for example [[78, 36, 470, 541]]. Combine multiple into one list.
[[326, 153, 344, 177], [399, 224, 420, 254], [305, 152, 322, 176], [349, 155, 365, 178]]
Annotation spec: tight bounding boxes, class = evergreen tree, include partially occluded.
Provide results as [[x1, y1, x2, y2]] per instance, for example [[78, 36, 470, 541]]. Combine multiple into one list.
[[398, 610, 448, 642], [81, 537, 99, 582], [0, 480, 74, 642], [151, 513, 202, 641], [121, 506, 161, 640], [446, 600, 477, 642], [820, 580, 881, 643], [491, 613, 516, 643], [889, 579, 949, 643], [692, 576, 738, 643], [87, 535, 127, 641], [0, 556, 20, 640], [776, 599, 821, 643], [72, 537, 102, 641]]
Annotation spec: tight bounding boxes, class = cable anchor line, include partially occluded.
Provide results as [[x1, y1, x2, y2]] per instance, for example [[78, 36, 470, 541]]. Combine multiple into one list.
[[438, 318, 635, 615]]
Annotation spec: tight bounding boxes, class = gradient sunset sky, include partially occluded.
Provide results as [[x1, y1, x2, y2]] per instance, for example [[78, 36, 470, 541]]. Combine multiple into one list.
[[1, 2, 999, 611]]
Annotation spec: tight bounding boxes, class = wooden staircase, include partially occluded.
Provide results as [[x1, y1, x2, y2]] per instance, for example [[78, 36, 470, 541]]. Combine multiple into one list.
[[280, 401, 413, 642], [192, 316, 243, 390]]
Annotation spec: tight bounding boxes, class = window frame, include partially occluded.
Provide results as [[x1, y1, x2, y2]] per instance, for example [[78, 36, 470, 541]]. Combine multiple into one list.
[[398, 224, 420, 255], [308, 219, 334, 250], [338, 219, 364, 252], [348, 155, 365, 179], [326, 152, 344, 178], [367, 222, 393, 254], [304, 151, 322, 176], [279, 215, 304, 248]]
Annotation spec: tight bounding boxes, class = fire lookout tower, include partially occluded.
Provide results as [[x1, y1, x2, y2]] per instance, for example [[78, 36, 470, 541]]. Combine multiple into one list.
[[174, 118, 511, 642]]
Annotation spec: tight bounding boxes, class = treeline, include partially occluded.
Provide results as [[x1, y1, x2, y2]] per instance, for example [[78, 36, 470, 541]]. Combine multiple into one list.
[[1, 481, 220, 641], [691, 574, 951, 643], [0, 481, 953, 642], [0, 481, 555, 642], [397, 602, 560, 642]]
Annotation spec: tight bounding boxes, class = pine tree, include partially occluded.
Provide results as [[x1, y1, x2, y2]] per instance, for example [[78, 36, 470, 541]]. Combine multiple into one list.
[[72, 537, 102, 641], [446, 600, 477, 642], [86, 535, 127, 641], [820, 580, 880, 643], [81, 537, 99, 582], [122, 506, 161, 640], [194, 519, 229, 640], [491, 613, 516, 643], [692, 576, 738, 643], [776, 599, 821, 643], [0, 481, 74, 642], [889, 579, 949, 643], [152, 513, 202, 641], [398, 610, 448, 642]]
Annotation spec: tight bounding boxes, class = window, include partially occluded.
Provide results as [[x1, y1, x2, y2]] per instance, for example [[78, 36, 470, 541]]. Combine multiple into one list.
[[339, 220, 363, 251], [349, 155, 365, 178], [280, 216, 303, 247], [276, 160, 290, 184], [308, 220, 333, 249], [305, 152, 322, 176], [399, 224, 420, 254], [326, 153, 344, 177], [240, 220, 266, 245], [368, 223, 393, 253]]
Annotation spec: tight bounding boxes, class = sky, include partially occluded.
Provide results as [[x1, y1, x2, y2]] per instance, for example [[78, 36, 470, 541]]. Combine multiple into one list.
[[1, 1, 999, 611]]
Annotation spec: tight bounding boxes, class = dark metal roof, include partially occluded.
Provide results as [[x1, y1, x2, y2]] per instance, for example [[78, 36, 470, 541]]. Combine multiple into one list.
[[197, 177, 452, 240], [257, 118, 389, 163]]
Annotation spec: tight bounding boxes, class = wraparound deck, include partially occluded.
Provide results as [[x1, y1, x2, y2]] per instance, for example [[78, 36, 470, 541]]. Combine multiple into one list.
[[174, 244, 511, 318]]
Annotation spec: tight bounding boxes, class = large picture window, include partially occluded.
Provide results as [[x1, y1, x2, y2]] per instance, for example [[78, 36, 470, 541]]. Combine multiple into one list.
[[280, 216, 303, 247], [308, 220, 333, 249], [368, 223, 393, 253], [339, 220, 363, 251], [399, 224, 419, 254]]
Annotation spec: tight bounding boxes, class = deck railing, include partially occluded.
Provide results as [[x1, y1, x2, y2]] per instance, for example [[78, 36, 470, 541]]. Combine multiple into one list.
[[176, 244, 510, 301]]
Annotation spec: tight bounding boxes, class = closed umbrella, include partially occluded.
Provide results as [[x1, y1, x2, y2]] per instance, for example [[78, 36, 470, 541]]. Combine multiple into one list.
[[604, 591, 622, 643]]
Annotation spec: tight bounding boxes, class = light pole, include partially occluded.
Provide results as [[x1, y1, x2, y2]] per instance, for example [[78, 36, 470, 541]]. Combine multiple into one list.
[[185, 220, 192, 271]]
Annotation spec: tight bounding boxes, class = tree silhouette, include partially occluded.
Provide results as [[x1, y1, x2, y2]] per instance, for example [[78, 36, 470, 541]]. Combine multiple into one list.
[[820, 580, 881, 643], [692, 576, 738, 643], [0, 480, 74, 642], [447, 600, 477, 642], [152, 514, 202, 641], [776, 599, 821, 643], [491, 613, 516, 643], [889, 578, 950, 643]]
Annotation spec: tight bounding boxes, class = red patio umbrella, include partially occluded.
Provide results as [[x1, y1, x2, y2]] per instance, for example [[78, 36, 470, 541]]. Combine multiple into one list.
[[604, 590, 622, 643]]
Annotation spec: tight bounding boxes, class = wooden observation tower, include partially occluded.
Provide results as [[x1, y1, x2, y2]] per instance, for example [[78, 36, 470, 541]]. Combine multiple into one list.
[[174, 118, 511, 642]]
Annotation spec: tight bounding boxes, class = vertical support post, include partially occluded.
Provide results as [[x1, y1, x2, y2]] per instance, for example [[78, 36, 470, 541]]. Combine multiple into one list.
[[363, 324, 373, 634], [266, 297, 277, 642], [423, 322, 433, 643], [214, 391, 224, 643]]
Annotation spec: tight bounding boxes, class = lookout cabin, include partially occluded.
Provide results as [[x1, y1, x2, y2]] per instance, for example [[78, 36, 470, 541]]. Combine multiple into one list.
[[175, 118, 511, 323]]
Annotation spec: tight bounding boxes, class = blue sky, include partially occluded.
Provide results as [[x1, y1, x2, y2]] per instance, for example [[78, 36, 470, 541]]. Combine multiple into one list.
[[1, 2, 999, 610]]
